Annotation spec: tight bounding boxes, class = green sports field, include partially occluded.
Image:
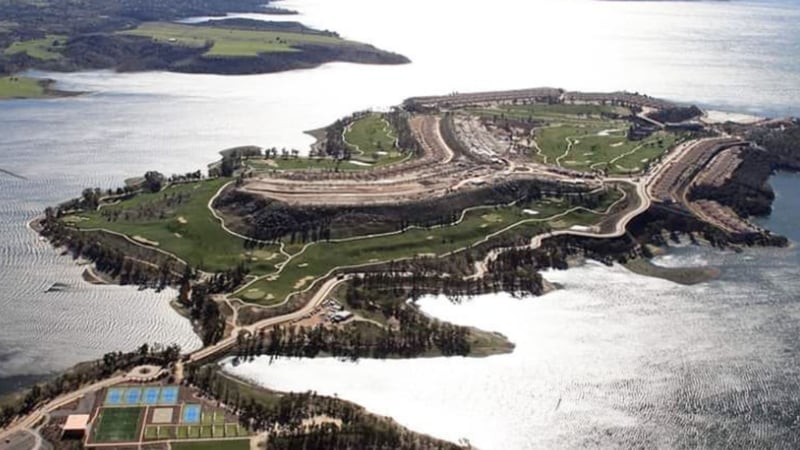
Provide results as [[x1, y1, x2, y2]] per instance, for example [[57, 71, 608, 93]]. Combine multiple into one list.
[[171, 439, 250, 450], [93, 407, 143, 443]]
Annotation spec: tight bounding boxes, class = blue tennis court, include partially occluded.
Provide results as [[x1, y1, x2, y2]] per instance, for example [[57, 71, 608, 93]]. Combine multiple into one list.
[[159, 386, 179, 405], [104, 388, 123, 405], [124, 388, 142, 404], [143, 387, 160, 405], [182, 404, 201, 424], [158, 386, 178, 405]]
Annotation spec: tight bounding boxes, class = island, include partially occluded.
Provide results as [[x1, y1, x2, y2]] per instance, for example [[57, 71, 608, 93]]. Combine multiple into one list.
[[0, 0, 408, 99], [2, 87, 798, 449]]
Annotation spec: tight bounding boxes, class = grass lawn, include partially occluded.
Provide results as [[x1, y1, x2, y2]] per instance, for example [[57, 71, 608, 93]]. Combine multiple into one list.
[[93, 407, 143, 443], [235, 193, 619, 305], [4, 34, 65, 60], [0, 76, 46, 99], [344, 113, 409, 166], [214, 412, 226, 425], [120, 22, 354, 57], [144, 426, 158, 440], [67, 178, 284, 274], [172, 440, 250, 450], [158, 426, 174, 439]]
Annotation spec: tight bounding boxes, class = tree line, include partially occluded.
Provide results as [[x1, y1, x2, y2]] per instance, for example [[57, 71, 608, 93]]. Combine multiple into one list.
[[184, 366, 462, 449]]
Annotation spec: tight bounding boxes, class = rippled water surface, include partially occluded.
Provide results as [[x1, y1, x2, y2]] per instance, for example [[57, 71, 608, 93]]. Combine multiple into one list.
[[226, 176, 800, 450], [1, 0, 799, 402]]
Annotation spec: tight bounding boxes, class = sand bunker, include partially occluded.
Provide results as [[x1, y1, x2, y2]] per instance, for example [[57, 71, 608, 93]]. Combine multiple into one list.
[[294, 276, 315, 289], [132, 235, 159, 246]]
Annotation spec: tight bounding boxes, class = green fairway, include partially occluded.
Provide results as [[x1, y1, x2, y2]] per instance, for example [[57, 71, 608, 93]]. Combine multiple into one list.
[[120, 22, 355, 57], [344, 113, 409, 166], [533, 125, 678, 175], [172, 440, 250, 450], [4, 35, 65, 60], [235, 191, 624, 305], [469, 103, 630, 124], [67, 179, 284, 274], [0, 76, 46, 99], [466, 102, 678, 175], [93, 407, 143, 443]]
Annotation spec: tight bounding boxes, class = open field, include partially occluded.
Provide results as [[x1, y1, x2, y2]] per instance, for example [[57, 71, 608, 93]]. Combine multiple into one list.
[[236, 191, 623, 304], [120, 22, 356, 57], [67, 179, 284, 274], [93, 407, 142, 443], [0, 76, 46, 99], [4, 34, 65, 60], [345, 113, 408, 166]]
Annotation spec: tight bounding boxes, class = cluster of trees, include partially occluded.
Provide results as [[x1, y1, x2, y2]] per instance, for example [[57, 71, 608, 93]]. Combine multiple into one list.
[[232, 316, 471, 362], [386, 109, 422, 156], [40, 209, 183, 289], [0, 344, 181, 429], [179, 281, 226, 346], [323, 111, 371, 159], [184, 366, 461, 449], [212, 146, 262, 177], [206, 263, 250, 294], [646, 105, 703, 124]]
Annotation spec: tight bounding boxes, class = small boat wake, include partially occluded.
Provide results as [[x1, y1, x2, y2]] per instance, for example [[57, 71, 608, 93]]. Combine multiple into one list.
[[0, 167, 27, 180]]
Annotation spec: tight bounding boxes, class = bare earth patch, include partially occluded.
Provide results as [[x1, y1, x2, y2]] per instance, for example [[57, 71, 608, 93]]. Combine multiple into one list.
[[177, 216, 188, 224]]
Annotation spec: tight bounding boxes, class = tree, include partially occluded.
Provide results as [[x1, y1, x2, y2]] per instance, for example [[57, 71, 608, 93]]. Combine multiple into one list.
[[144, 171, 165, 193]]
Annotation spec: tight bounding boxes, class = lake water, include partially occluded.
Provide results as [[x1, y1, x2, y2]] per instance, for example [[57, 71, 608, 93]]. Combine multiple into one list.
[[225, 172, 800, 449], [0, 0, 798, 401]]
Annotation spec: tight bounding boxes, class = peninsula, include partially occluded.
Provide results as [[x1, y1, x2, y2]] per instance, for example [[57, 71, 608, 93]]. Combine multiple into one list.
[[3, 87, 798, 449], [0, 0, 408, 99]]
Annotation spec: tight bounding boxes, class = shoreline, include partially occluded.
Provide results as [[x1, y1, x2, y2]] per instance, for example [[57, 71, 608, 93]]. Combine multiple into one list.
[[10, 86, 799, 448]]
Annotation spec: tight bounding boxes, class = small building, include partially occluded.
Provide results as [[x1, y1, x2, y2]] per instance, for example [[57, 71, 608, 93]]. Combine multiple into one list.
[[62, 414, 90, 439]]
